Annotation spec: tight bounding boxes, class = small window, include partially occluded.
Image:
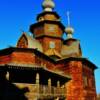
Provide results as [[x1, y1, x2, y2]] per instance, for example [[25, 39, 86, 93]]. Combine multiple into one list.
[[49, 41, 55, 49], [89, 79, 91, 87], [38, 17, 44, 22], [83, 75, 88, 87], [48, 26, 55, 32]]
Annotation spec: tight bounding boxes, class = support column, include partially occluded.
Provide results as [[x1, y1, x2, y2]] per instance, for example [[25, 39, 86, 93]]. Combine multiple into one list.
[[36, 73, 40, 84], [57, 81, 60, 97], [48, 78, 51, 94], [36, 73, 40, 95], [6, 71, 9, 81], [57, 81, 60, 88], [61, 85, 65, 96]]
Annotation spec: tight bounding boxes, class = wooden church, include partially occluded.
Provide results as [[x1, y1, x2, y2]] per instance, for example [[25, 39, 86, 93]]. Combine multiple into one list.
[[0, 0, 97, 100]]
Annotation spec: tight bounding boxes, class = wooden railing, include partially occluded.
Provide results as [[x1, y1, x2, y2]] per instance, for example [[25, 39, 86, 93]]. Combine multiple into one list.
[[39, 85, 65, 96], [14, 83, 66, 99]]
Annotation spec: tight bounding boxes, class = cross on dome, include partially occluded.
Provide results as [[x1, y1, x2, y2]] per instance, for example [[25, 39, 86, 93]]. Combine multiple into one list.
[[67, 11, 71, 26]]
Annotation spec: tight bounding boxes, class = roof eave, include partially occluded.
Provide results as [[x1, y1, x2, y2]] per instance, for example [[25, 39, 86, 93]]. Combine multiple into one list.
[[30, 20, 65, 33], [36, 11, 60, 20]]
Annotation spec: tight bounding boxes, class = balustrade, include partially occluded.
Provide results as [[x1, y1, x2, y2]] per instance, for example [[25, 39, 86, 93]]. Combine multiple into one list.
[[14, 83, 66, 99]]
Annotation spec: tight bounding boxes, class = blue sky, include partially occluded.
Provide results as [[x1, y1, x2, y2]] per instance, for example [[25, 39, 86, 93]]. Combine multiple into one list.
[[0, 0, 100, 93]]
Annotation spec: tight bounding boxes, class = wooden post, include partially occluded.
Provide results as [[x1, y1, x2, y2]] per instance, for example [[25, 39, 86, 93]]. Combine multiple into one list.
[[6, 71, 9, 81], [57, 81, 60, 88], [36, 73, 40, 84], [61, 85, 65, 95], [48, 78, 51, 94], [57, 81, 60, 95], [36, 73, 40, 95], [48, 78, 51, 86]]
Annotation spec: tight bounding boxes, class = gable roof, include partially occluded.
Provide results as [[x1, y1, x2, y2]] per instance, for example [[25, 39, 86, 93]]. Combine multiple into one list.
[[17, 33, 43, 52]]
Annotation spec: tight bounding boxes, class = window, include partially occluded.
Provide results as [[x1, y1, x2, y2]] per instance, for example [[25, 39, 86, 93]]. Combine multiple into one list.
[[49, 41, 55, 49], [83, 75, 88, 87], [48, 26, 55, 32], [38, 17, 44, 22]]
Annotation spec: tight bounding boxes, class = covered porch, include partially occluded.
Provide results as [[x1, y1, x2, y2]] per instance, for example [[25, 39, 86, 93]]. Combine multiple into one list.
[[0, 63, 71, 100]]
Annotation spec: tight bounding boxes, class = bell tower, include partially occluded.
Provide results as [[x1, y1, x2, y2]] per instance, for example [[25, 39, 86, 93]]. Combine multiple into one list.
[[30, 0, 65, 54]]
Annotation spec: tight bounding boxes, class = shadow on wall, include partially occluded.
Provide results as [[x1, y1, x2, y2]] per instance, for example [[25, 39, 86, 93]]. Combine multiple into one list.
[[0, 78, 29, 100]]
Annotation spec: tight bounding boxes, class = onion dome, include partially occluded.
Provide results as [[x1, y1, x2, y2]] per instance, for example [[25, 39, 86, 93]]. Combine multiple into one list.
[[65, 26, 74, 39], [65, 11, 74, 39], [42, 0, 55, 11]]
